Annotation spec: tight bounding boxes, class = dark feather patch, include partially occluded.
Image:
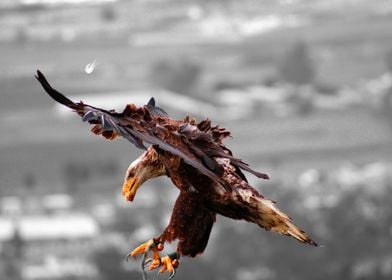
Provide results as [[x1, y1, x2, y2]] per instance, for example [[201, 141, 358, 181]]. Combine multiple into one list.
[[82, 111, 98, 122], [145, 97, 169, 117], [158, 192, 215, 257], [100, 115, 113, 131], [35, 70, 76, 109], [147, 97, 155, 107], [232, 161, 270, 179]]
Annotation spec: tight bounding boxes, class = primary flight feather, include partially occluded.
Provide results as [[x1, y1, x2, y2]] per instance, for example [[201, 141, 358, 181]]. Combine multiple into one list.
[[36, 70, 317, 279]]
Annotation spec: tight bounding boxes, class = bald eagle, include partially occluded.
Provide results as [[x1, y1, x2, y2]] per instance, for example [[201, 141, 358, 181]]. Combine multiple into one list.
[[36, 70, 317, 279]]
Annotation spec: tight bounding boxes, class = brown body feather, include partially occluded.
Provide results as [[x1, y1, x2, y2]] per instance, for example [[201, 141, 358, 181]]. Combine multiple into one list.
[[36, 70, 317, 260], [158, 191, 216, 257]]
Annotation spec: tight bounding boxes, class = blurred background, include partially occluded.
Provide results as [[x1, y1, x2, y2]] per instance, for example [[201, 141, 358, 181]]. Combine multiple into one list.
[[1, 0, 392, 279]]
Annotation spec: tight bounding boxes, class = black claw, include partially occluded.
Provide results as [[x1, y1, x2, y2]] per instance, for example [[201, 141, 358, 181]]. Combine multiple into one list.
[[146, 256, 161, 268], [140, 252, 148, 280], [141, 251, 148, 268], [168, 269, 176, 280], [144, 258, 153, 267], [125, 253, 133, 262]]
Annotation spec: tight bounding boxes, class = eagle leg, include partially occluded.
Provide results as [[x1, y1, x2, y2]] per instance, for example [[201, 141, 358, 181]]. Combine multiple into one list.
[[149, 252, 179, 280], [127, 239, 164, 267]]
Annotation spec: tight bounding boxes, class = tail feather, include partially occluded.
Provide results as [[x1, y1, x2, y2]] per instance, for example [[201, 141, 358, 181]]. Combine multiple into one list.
[[253, 197, 318, 246], [285, 220, 318, 246]]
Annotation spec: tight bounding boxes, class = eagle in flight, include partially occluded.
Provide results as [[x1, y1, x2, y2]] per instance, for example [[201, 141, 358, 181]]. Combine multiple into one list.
[[36, 70, 317, 279]]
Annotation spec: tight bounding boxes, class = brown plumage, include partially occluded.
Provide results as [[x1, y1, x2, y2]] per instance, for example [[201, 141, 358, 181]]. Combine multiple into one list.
[[36, 70, 317, 277]]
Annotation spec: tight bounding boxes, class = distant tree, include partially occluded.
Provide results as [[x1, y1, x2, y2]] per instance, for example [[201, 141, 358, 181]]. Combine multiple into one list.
[[279, 40, 316, 86], [1, 228, 24, 280], [23, 172, 37, 190], [63, 162, 90, 195], [101, 5, 117, 22], [98, 160, 119, 177], [149, 58, 202, 95]]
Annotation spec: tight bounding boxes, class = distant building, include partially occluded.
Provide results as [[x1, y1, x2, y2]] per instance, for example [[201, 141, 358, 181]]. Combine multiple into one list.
[[0, 211, 99, 280]]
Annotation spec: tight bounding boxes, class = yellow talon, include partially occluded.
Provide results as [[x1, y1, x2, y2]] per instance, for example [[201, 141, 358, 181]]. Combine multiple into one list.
[[128, 241, 178, 279], [130, 239, 154, 257], [159, 264, 168, 274], [160, 255, 174, 273], [128, 239, 163, 263], [148, 258, 161, 270]]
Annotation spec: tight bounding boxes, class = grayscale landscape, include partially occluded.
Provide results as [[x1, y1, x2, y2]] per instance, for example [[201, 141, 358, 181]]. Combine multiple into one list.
[[1, 1, 392, 280]]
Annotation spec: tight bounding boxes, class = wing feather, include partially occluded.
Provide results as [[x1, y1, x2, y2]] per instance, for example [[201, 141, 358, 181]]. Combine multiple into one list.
[[179, 120, 269, 180], [36, 70, 231, 191], [35, 70, 77, 109]]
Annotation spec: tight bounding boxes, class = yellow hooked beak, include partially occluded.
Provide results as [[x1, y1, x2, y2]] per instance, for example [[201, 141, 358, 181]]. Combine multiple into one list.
[[122, 176, 140, 202]]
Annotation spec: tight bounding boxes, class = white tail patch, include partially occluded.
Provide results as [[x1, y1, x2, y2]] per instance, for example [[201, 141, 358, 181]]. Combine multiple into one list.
[[253, 196, 317, 246]]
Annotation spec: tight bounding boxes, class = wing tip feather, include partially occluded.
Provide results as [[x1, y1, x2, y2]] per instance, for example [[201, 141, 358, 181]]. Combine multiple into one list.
[[35, 70, 76, 109]]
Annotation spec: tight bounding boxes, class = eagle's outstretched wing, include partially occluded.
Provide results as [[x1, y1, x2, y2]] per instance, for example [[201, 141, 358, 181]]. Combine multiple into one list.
[[36, 70, 268, 192]]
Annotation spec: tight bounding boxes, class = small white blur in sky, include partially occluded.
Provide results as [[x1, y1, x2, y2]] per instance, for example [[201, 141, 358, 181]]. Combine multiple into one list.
[[84, 59, 98, 74]]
